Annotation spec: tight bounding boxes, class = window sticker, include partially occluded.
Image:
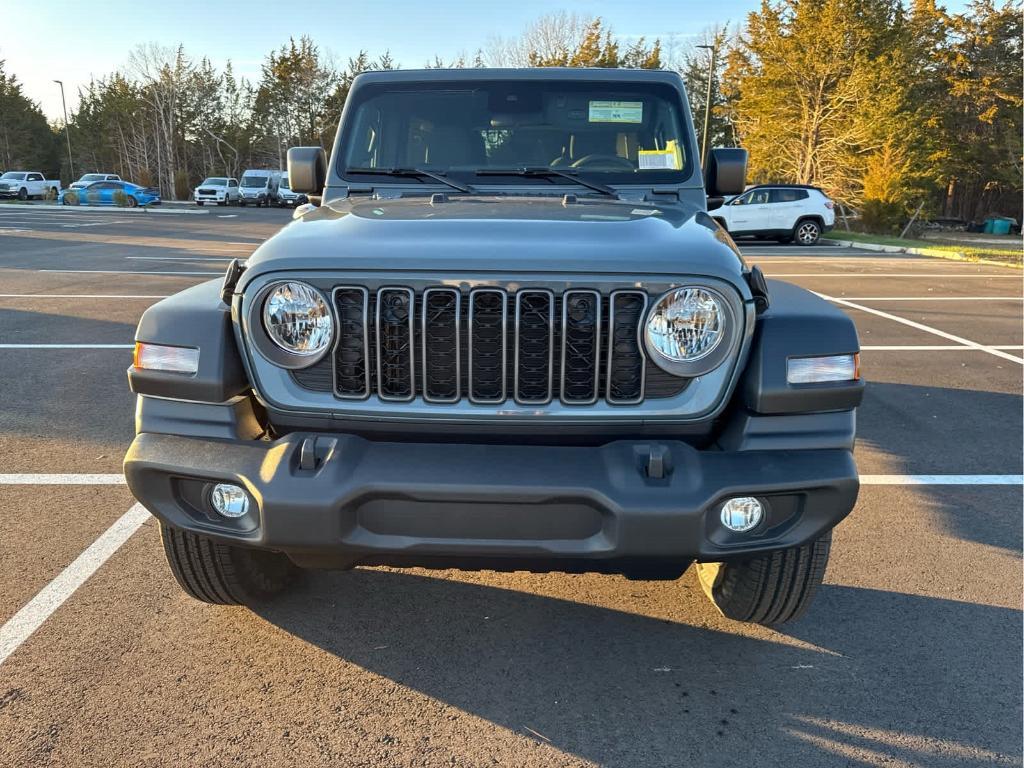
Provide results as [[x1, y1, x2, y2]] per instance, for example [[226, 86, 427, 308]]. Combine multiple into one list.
[[588, 100, 643, 123], [638, 140, 683, 170]]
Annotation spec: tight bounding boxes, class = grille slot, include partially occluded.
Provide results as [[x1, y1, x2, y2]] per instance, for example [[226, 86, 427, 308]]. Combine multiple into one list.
[[375, 287, 414, 401], [561, 290, 601, 404], [422, 288, 461, 402], [514, 290, 555, 404], [607, 290, 648, 404], [333, 287, 370, 398], [468, 288, 508, 403]]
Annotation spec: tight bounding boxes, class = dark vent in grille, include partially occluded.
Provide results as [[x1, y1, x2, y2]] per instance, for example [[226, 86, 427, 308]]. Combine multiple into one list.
[[469, 289, 507, 403], [376, 288, 414, 400], [515, 290, 554, 404], [561, 290, 601, 404], [607, 291, 647, 404], [334, 287, 370, 398], [422, 288, 460, 402]]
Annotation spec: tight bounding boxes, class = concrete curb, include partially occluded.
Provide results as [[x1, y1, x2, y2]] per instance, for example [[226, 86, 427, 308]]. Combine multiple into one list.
[[825, 238, 1022, 269]]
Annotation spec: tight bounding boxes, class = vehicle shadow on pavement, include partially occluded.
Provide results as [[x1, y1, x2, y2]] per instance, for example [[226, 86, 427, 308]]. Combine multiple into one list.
[[254, 571, 1021, 767]]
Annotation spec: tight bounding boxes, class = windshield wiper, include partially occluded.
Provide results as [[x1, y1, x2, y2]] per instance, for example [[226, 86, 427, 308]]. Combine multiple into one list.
[[475, 167, 618, 197], [344, 167, 475, 194]]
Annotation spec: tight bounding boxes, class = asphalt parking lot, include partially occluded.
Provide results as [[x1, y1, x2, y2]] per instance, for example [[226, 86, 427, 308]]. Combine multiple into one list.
[[0, 201, 1020, 767]]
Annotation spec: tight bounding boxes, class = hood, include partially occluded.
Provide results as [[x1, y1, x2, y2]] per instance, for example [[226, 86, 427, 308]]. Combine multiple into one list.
[[241, 194, 746, 284]]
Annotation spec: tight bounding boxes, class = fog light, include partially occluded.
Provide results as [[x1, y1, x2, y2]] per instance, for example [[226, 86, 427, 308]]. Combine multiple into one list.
[[210, 483, 249, 518], [720, 497, 764, 532]]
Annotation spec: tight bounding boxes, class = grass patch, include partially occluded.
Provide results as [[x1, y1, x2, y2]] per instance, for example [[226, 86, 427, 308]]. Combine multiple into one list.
[[826, 230, 1022, 266]]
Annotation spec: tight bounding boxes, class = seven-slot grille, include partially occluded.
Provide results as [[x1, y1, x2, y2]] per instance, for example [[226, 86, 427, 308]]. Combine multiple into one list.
[[317, 285, 668, 405]]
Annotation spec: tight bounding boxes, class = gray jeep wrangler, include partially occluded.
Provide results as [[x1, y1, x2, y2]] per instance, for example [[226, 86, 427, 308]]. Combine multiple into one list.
[[124, 68, 863, 626]]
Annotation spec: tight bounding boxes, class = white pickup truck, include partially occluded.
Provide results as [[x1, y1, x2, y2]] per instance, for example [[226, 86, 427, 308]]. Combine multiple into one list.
[[0, 172, 62, 200]]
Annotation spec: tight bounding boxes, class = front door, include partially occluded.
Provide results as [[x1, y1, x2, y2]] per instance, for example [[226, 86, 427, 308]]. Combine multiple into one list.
[[728, 189, 772, 233]]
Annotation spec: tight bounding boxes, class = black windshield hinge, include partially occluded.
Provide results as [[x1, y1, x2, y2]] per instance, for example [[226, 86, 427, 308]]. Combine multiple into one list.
[[220, 258, 246, 305], [745, 265, 771, 313]]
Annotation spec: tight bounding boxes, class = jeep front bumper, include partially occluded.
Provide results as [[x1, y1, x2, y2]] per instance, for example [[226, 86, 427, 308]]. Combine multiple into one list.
[[124, 432, 858, 573]]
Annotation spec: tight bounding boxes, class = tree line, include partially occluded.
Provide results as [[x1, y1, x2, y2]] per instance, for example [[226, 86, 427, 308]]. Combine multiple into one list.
[[0, 1, 1019, 226]]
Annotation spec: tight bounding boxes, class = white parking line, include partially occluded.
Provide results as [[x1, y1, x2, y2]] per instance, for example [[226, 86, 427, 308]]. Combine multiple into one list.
[[0, 473, 125, 483], [0, 344, 132, 349], [62, 221, 132, 228], [3, 473, 1019, 486], [0, 503, 149, 667], [769, 273, 1019, 278], [125, 256, 240, 262], [839, 296, 1022, 302], [39, 269, 220, 276], [861, 475, 1023, 485], [818, 293, 1024, 365], [862, 345, 1024, 351]]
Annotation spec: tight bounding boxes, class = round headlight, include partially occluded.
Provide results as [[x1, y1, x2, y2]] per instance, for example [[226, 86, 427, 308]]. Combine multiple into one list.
[[262, 281, 333, 357], [646, 287, 725, 362]]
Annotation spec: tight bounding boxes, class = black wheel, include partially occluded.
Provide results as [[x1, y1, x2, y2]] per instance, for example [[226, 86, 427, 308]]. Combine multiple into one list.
[[196, 201, 204, 206], [126, 196, 138, 208], [217, 200, 226, 206], [795, 219, 821, 246], [239, 200, 246, 207], [17, 187, 27, 201], [696, 531, 832, 626], [159, 522, 298, 606]]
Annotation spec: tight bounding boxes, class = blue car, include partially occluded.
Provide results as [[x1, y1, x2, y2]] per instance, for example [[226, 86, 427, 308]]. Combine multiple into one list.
[[59, 180, 161, 207]]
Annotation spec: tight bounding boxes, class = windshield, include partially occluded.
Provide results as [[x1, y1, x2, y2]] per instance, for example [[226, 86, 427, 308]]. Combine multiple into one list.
[[202, 177, 228, 186], [340, 80, 690, 185], [1, 172, 26, 180], [80, 174, 105, 182], [241, 175, 269, 188]]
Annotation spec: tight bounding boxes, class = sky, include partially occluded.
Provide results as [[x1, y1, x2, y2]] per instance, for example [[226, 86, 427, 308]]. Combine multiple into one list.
[[3, 0, 974, 121]]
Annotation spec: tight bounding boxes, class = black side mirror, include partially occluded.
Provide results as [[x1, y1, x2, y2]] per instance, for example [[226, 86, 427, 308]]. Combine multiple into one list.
[[705, 148, 748, 198], [287, 146, 327, 195]]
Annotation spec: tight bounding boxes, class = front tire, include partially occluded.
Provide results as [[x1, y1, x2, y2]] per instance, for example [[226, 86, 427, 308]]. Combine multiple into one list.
[[196, 201, 204, 206], [795, 219, 821, 246], [17, 187, 27, 201], [695, 531, 832, 626], [160, 522, 298, 605]]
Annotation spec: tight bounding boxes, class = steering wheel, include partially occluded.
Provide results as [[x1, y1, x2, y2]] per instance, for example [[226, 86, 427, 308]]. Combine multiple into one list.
[[570, 154, 635, 171]]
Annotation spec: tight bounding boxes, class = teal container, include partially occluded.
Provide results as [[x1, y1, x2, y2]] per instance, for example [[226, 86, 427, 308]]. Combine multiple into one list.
[[983, 217, 1013, 234]]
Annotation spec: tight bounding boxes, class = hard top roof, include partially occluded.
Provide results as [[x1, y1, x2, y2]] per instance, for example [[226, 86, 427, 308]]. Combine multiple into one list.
[[353, 68, 685, 86]]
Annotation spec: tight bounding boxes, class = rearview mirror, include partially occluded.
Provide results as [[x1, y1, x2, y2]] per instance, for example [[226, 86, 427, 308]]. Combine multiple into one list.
[[705, 148, 748, 198], [287, 146, 327, 195]]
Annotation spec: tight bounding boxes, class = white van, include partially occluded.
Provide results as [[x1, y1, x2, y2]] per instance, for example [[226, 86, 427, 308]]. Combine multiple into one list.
[[238, 170, 283, 207]]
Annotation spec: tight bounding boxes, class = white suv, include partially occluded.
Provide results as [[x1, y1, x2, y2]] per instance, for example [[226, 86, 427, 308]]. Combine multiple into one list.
[[713, 185, 835, 245], [193, 177, 240, 206]]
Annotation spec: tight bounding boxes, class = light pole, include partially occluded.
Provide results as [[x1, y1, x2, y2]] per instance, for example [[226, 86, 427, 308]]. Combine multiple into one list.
[[53, 80, 75, 181], [696, 43, 718, 170]]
